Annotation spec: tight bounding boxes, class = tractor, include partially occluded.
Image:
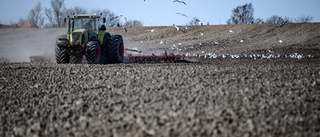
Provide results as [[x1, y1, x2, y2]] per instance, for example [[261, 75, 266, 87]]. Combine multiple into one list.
[[55, 12, 124, 64]]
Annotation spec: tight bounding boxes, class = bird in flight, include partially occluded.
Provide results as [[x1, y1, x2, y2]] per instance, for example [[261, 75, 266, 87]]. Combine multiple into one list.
[[176, 13, 188, 18], [280, 21, 288, 28], [195, 19, 203, 26], [110, 15, 127, 21], [123, 26, 127, 33], [173, 24, 186, 33], [173, 0, 186, 5]]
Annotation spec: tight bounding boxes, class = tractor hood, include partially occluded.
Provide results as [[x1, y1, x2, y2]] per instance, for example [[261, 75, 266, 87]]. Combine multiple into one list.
[[70, 29, 86, 45]]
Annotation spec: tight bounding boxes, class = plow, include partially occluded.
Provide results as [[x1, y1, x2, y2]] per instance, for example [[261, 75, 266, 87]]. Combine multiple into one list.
[[29, 48, 191, 63], [124, 48, 190, 63]]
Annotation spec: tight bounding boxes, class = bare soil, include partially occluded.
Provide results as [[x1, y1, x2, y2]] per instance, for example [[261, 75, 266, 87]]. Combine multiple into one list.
[[0, 23, 320, 137]]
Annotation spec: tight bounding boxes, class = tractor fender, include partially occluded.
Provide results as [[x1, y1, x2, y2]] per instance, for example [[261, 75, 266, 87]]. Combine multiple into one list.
[[98, 32, 111, 44], [57, 34, 68, 40]]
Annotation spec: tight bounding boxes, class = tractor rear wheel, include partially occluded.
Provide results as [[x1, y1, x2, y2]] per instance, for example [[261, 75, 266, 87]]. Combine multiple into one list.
[[85, 41, 101, 64], [106, 35, 124, 63], [55, 39, 70, 64]]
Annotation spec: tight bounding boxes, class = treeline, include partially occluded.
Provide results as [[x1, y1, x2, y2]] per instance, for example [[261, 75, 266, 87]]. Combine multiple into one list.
[[187, 3, 314, 26], [0, 0, 143, 28], [226, 3, 314, 25]]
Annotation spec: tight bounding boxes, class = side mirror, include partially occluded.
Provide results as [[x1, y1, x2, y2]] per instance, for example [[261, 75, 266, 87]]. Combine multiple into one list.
[[102, 18, 106, 23], [64, 18, 67, 24]]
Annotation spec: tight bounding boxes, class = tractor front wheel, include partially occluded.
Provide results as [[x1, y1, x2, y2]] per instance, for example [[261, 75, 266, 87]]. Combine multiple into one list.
[[55, 39, 70, 64], [85, 41, 101, 64]]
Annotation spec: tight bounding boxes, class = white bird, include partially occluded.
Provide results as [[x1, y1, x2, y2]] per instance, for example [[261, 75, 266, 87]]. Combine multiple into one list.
[[176, 13, 188, 18], [110, 15, 127, 21], [178, 42, 185, 45], [195, 19, 203, 26], [240, 39, 244, 43], [123, 26, 127, 33], [200, 32, 207, 36], [173, 0, 186, 5], [160, 41, 165, 44], [212, 41, 220, 45], [279, 40, 283, 43], [267, 49, 274, 53], [229, 29, 234, 33], [173, 24, 185, 33], [280, 21, 288, 28], [146, 28, 156, 32], [185, 26, 193, 30]]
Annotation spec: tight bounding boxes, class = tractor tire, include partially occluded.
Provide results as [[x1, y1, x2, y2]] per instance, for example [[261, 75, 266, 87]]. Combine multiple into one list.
[[85, 41, 101, 64], [55, 39, 70, 64], [106, 35, 124, 63], [70, 55, 83, 64]]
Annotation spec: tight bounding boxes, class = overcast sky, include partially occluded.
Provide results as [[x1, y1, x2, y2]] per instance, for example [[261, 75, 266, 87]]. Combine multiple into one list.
[[1, 0, 319, 26]]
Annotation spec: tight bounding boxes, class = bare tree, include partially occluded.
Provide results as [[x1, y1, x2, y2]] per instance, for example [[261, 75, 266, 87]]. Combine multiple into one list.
[[187, 17, 200, 26], [28, 2, 45, 28], [18, 17, 29, 24], [45, 0, 65, 27], [227, 3, 254, 25], [124, 20, 143, 27], [295, 15, 313, 23], [91, 9, 120, 27], [266, 15, 291, 24], [65, 6, 87, 16]]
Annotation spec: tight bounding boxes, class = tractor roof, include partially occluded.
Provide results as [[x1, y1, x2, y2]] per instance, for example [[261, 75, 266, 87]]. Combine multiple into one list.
[[73, 14, 101, 18]]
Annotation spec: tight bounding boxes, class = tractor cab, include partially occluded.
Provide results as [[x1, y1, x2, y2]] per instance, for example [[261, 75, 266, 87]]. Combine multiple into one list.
[[64, 12, 106, 45]]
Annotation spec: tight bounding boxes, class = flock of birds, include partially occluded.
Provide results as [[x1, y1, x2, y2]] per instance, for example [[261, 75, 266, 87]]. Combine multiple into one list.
[[193, 52, 313, 59], [109, 0, 311, 60]]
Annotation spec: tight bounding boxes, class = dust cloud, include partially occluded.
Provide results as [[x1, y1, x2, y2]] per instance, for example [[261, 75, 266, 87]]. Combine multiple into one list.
[[0, 28, 65, 62]]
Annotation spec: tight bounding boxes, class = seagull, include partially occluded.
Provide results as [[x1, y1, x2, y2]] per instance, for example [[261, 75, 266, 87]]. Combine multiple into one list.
[[229, 29, 234, 33], [160, 41, 165, 44], [173, 24, 185, 33], [146, 28, 156, 32], [212, 41, 220, 45], [195, 19, 203, 26], [279, 40, 283, 43], [176, 13, 188, 18], [185, 26, 193, 30], [110, 15, 127, 21], [280, 21, 288, 28], [173, 0, 186, 5], [240, 39, 244, 43], [267, 49, 274, 53], [123, 26, 127, 33], [256, 19, 260, 24], [200, 32, 207, 36]]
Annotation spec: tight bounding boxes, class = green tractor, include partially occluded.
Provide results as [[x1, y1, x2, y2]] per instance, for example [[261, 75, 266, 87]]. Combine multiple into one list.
[[55, 12, 124, 64]]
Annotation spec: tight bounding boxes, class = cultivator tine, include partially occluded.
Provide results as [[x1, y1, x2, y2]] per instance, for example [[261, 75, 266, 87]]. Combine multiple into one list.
[[125, 48, 188, 63]]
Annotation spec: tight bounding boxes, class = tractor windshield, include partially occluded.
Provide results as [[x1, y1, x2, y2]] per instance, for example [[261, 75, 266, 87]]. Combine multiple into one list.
[[73, 18, 99, 31]]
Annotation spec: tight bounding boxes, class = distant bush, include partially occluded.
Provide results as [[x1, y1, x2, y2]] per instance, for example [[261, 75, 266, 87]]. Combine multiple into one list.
[[124, 20, 143, 27], [295, 15, 313, 23], [265, 15, 291, 24]]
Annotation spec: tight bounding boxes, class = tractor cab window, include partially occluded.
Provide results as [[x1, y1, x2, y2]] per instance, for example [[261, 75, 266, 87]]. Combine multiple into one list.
[[73, 18, 96, 31]]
